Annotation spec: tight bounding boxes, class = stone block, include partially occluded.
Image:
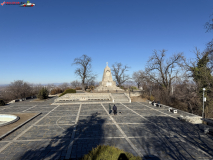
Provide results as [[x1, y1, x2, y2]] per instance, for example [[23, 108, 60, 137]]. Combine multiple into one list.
[[179, 115, 202, 124], [173, 110, 177, 114], [8, 100, 15, 103]]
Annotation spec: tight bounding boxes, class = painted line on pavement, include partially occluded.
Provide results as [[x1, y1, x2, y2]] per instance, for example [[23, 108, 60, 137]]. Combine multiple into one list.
[[22, 105, 37, 112], [65, 104, 82, 159]]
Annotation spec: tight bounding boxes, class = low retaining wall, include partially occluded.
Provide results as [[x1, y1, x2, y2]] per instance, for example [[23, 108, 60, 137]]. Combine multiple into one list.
[[147, 100, 202, 124], [55, 93, 112, 102], [8, 96, 36, 104]]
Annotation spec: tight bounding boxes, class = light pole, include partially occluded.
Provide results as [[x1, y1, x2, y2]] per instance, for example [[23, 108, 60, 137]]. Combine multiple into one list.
[[202, 88, 206, 119]]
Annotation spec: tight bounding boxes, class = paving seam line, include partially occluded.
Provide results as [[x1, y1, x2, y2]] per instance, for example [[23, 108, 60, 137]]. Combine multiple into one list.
[[121, 102, 213, 158], [0, 137, 133, 143], [22, 105, 37, 112], [34, 123, 150, 126], [0, 105, 14, 111], [65, 104, 82, 160], [47, 116, 78, 117], [0, 105, 61, 153], [101, 103, 143, 157], [35, 124, 76, 126]]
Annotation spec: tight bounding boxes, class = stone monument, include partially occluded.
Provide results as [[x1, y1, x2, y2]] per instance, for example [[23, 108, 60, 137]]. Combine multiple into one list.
[[95, 62, 123, 91]]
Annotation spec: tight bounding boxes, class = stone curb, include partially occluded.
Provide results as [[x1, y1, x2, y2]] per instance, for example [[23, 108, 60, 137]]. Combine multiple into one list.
[[0, 114, 20, 127]]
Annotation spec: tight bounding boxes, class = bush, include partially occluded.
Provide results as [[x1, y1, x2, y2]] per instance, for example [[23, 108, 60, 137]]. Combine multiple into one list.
[[90, 86, 95, 90], [131, 86, 138, 90], [37, 87, 49, 100], [50, 88, 63, 95], [120, 86, 128, 91], [59, 89, 76, 97], [0, 99, 5, 106], [149, 95, 155, 101], [80, 145, 142, 160], [75, 87, 82, 90]]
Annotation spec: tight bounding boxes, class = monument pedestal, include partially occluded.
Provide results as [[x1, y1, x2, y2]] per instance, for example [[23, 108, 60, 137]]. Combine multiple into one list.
[[94, 63, 123, 92]]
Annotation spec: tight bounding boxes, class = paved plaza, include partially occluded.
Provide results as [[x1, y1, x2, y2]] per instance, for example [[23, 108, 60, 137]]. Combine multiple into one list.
[[0, 97, 213, 160]]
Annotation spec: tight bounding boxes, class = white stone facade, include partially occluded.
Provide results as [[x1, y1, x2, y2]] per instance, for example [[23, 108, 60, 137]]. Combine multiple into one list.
[[95, 63, 123, 91]]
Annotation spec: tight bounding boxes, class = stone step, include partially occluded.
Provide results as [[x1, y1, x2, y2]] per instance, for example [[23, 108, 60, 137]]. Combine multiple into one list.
[[111, 93, 130, 102]]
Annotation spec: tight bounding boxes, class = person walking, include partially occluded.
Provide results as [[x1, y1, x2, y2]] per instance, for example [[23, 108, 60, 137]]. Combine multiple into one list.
[[113, 104, 117, 115]]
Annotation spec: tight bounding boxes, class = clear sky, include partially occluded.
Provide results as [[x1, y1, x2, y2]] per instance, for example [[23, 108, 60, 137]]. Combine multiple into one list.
[[1, 0, 213, 85]]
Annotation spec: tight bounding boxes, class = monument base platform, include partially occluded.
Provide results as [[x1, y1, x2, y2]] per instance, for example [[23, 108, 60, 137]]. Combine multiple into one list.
[[51, 93, 131, 105]]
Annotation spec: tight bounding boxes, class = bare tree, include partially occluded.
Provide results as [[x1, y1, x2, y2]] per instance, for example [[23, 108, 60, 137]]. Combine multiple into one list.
[[85, 76, 96, 88], [31, 84, 43, 96], [205, 12, 213, 70], [111, 62, 131, 87], [173, 79, 200, 114], [70, 80, 81, 88], [59, 83, 70, 91], [205, 12, 213, 32], [46, 83, 56, 92], [5, 80, 33, 100], [145, 49, 184, 96], [132, 71, 141, 89], [72, 55, 96, 91]]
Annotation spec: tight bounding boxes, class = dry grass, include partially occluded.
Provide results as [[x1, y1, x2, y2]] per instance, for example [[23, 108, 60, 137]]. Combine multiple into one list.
[[131, 96, 147, 102]]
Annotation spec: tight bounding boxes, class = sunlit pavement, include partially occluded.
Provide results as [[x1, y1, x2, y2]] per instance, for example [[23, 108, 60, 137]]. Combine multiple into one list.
[[0, 98, 213, 160]]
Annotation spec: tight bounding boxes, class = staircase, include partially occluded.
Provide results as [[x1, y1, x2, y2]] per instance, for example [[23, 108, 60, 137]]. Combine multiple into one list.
[[111, 93, 130, 103]]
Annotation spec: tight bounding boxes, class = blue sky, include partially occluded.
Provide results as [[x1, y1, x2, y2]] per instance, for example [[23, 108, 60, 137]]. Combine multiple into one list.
[[1, 0, 213, 84]]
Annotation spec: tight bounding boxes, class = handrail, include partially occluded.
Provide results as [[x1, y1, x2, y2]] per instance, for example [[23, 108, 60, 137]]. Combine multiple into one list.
[[109, 93, 114, 103]]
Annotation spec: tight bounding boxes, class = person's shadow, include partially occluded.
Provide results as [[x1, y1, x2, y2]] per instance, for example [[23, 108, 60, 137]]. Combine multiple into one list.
[[117, 153, 128, 160], [109, 109, 112, 114]]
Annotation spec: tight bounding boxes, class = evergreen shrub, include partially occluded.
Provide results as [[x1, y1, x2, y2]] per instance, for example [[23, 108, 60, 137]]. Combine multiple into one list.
[[0, 99, 5, 106], [37, 87, 49, 100], [59, 89, 76, 97], [80, 145, 142, 160]]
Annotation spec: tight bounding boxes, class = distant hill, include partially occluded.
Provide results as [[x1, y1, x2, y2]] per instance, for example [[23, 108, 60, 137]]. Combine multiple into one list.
[[0, 84, 9, 87], [0, 83, 66, 87]]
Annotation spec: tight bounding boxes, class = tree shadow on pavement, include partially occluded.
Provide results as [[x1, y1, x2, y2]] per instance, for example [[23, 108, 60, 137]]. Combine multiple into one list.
[[131, 115, 213, 160], [14, 112, 107, 160]]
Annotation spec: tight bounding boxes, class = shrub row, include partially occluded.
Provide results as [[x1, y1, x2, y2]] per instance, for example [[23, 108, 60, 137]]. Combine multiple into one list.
[[75, 87, 82, 90], [80, 145, 142, 160], [50, 88, 63, 95], [59, 89, 76, 97]]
